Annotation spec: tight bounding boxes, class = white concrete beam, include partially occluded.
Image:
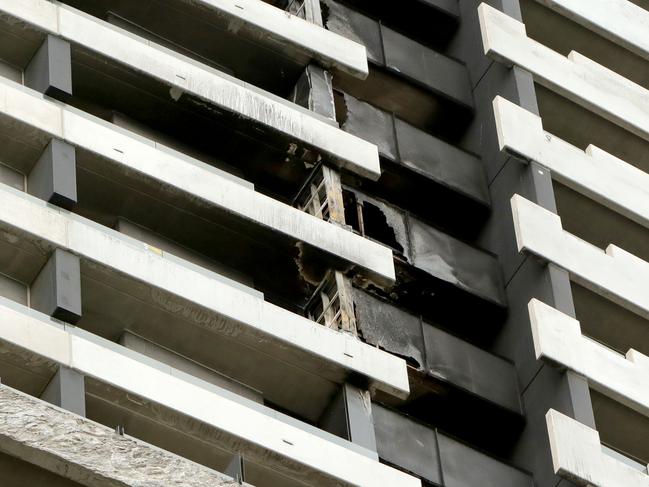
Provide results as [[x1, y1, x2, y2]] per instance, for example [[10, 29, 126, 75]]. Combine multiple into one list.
[[511, 194, 649, 321], [479, 3, 649, 144], [0, 184, 409, 399], [0, 301, 420, 487], [0, 0, 379, 179], [546, 409, 649, 487], [0, 384, 244, 487], [494, 96, 649, 230], [176, 0, 366, 78], [530, 298, 649, 419], [0, 76, 395, 284], [533, 0, 649, 62]]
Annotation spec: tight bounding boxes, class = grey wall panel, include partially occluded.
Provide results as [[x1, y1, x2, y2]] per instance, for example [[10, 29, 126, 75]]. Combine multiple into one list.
[[324, 0, 471, 107], [438, 433, 533, 487], [394, 119, 489, 205], [423, 325, 520, 413], [408, 216, 506, 306], [373, 405, 442, 485]]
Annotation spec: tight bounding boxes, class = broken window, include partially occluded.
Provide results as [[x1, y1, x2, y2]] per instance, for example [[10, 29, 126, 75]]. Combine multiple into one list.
[[295, 165, 346, 224], [305, 271, 356, 334]]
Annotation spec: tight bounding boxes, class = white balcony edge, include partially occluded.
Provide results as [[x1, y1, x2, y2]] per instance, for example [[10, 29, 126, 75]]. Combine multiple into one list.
[[511, 194, 649, 321], [0, 76, 395, 283], [533, 0, 649, 62], [0, 184, 410, 398], [529, 298, 649, 419], [479, 3, 649, 144], [0, 384, 248, 487], [0, 0, 380, 179], [546, 409, 649, 487], [191, 0, 368, 78], [0, 300, 420, 487], [493, 96, 649, 230]]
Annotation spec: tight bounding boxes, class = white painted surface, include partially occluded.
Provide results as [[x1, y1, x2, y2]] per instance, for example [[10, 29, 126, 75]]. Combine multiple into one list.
[[511, 194, 649, 320], [494, 96, 649, 230], [547, 409, 649, 487], [0, 301, 420, 487], [530, 298, 649, 419], [0, 184, 409, 398], [0, 77, 395, 284], [1, 0, 368, 78], [534, 0, 649, 62], [479, 3, 649, 144], [0, 0, 380, 179]]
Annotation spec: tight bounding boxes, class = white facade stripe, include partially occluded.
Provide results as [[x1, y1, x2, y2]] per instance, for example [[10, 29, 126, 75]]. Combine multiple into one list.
[[530, 298, 649, 419], [546, 409, 649, 487], [0, 184, 410, 399], [0, 300, 420, 487], [479, 3, 649, 144], [511, 194, 649, 321], [532, 0, 649, 62], [0, 0, 380, 179], [493, 96, 649, 231]]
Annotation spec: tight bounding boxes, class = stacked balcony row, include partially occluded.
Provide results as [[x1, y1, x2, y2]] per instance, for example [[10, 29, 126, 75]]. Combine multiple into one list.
[[480, 1, 649, 484]]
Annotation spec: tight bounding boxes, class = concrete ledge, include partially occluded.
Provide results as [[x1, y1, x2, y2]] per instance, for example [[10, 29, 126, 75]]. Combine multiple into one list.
[[530, 298, 649, 419], [479, 3, 649, 144], [0, 76, 394, 284], [0, 302, 420, 487], [534, 0, 649, 62], [494, 96, 649, 230], [180, 0, 369, 78], [0, 185, 409, 399], [0, 0, 380, 180], [512, 194, 649, 321], [546, 409, 649, 487], [0, 385, 243, 487]]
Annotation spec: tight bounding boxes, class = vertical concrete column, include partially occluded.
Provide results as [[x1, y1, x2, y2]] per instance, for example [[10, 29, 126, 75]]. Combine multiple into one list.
[[28, 139, 78, 209], [25, 34, 73, 100], [41, 366, 86, 417], [319, 383, 378, 454], [225, 453, 246, 484], [31, 249, 82, 324]]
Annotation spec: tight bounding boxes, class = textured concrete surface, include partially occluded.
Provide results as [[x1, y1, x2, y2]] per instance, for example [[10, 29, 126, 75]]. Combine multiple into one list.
[[0, 385, 241, 487]]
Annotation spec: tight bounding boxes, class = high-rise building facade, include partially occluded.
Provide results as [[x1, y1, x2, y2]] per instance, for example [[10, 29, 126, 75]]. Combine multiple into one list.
[[0, 0, 646, 486]]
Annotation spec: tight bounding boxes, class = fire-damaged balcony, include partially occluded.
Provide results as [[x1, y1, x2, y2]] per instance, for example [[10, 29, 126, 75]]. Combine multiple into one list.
[[57, 0, 370, 91], [343, 188, 507, 342], [322, 0, 474, 142], [354, 290, 523, 455], [0, 185, 409, 425], [0, 299, 419, 487], [337, 93, 489, 239], [0, 0, 380, 201], [0, 77, 394, 312]]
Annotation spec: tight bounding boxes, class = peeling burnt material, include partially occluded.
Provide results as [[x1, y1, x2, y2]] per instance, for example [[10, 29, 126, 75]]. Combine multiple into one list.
[[353, 288, 523, 455], [337, 93, 489, 238], [345, 188, 506, 342]]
